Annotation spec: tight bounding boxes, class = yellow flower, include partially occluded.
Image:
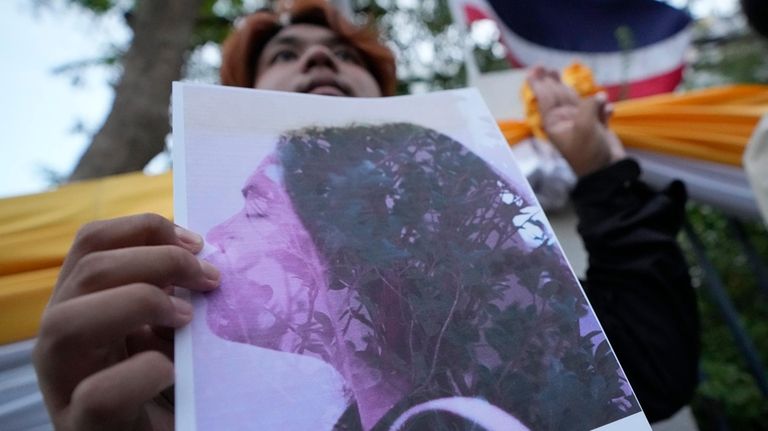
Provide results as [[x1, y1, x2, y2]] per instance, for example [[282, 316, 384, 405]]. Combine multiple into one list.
[[561, 62, 602, 97], [521, 82, 547, 140], [521, 62, 603, 140]]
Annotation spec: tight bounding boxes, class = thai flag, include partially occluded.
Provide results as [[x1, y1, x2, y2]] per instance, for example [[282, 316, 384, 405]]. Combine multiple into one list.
[[450, 0, 693, 100]]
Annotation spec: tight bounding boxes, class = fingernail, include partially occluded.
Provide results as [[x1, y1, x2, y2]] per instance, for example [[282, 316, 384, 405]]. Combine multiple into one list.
[[200, 259, 221, 285], [170, 296, 193, 322], [175, 226, 202, 247]]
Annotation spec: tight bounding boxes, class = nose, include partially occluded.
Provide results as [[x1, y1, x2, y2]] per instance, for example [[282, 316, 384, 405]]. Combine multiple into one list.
[[300, 45, 339, 72]]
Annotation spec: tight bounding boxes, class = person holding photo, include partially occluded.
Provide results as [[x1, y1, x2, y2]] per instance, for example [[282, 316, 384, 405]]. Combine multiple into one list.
[[33, 0, 698, 429]]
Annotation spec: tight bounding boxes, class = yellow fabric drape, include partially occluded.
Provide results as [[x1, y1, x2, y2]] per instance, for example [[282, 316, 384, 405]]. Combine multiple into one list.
[[610, 86, 768, 166], [0, 172, 172, 344]]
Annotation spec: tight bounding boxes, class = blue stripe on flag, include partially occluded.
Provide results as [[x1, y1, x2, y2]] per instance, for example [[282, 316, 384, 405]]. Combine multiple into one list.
[[486, 0, 691, 52]]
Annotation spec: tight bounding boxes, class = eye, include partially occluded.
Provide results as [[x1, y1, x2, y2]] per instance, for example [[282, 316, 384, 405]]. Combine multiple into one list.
[[270, 49, 298, 64], [333, 46, 362, 64]]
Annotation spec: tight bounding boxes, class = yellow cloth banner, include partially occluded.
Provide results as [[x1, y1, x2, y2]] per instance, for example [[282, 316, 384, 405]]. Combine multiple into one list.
[[0, 172, 172, 344]]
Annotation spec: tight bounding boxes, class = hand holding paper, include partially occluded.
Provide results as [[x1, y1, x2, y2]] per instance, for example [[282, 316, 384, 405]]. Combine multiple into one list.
[[32, 214, 219, 431]]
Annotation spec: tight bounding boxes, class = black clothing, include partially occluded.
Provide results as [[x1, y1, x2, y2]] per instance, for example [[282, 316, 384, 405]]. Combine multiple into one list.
[[573, 159, 699, 422]]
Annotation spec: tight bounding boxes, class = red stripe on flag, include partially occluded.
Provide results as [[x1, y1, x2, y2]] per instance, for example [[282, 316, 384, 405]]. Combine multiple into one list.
[[464, 4, 487, 22], [602, 65, 685, 101]]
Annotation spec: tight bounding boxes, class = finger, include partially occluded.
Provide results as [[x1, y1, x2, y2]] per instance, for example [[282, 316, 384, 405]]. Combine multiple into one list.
[[35, 284, 190, 407], [558, 81, 580, 106], [572, 98, 601, 147], [57, 214, 203, 292], [527, 71, 558, 111], [528, 69, 581, 113], [58, 245, 219, 302], [528, 65, 547, 80], [577, 97, 603, 129], [541, 69, 579, 107], [41, 283, 192, 350], [545, 68, 560, 81], [594, 92, 613, 124], [543, 106, 579, 137], [66, 351, 174, 431]]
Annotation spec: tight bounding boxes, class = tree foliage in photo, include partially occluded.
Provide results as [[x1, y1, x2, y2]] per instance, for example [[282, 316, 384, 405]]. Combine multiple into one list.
[[278, 123, 639, 430]]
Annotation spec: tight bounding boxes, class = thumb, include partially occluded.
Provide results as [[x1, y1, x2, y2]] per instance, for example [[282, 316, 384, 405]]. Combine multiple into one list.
[[593, 92, 613, 125]]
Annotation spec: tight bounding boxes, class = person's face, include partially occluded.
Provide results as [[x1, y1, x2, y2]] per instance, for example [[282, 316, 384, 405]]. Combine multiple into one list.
[[253, 24, 382, 98]]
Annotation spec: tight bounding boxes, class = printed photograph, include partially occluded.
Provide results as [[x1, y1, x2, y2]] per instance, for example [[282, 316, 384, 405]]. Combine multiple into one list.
[[175, 84, 647, 431]]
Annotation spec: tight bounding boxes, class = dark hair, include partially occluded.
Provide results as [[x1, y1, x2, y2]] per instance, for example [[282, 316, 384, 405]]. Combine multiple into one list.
[[219, 0, 397, 96]]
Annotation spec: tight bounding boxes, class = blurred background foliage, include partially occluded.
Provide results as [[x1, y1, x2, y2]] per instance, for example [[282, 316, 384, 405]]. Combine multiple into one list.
[[28, 0, 768, 428], [683, 203, 768, 430], [680, 6, 768, 430]]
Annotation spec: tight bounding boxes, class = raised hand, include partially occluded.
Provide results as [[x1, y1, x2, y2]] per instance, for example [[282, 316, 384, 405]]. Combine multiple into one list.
[[33, 214, 220, 431], [527, 66, 626, 177]]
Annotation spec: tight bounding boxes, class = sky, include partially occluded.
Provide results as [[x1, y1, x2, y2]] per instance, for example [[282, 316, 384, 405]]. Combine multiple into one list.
[[0, 0, 740, 199], [0, 1, 129, 198]]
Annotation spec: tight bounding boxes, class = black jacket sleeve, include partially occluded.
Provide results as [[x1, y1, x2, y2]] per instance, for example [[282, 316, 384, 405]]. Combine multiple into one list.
[[571, 158, 699, 423]]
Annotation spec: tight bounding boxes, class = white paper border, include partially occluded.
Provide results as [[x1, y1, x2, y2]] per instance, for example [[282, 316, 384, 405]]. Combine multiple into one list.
[[172, 81, 197, 431]]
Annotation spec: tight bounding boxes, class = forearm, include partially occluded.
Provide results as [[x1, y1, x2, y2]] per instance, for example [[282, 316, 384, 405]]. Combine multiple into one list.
[[573, 158, 699, 422]]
